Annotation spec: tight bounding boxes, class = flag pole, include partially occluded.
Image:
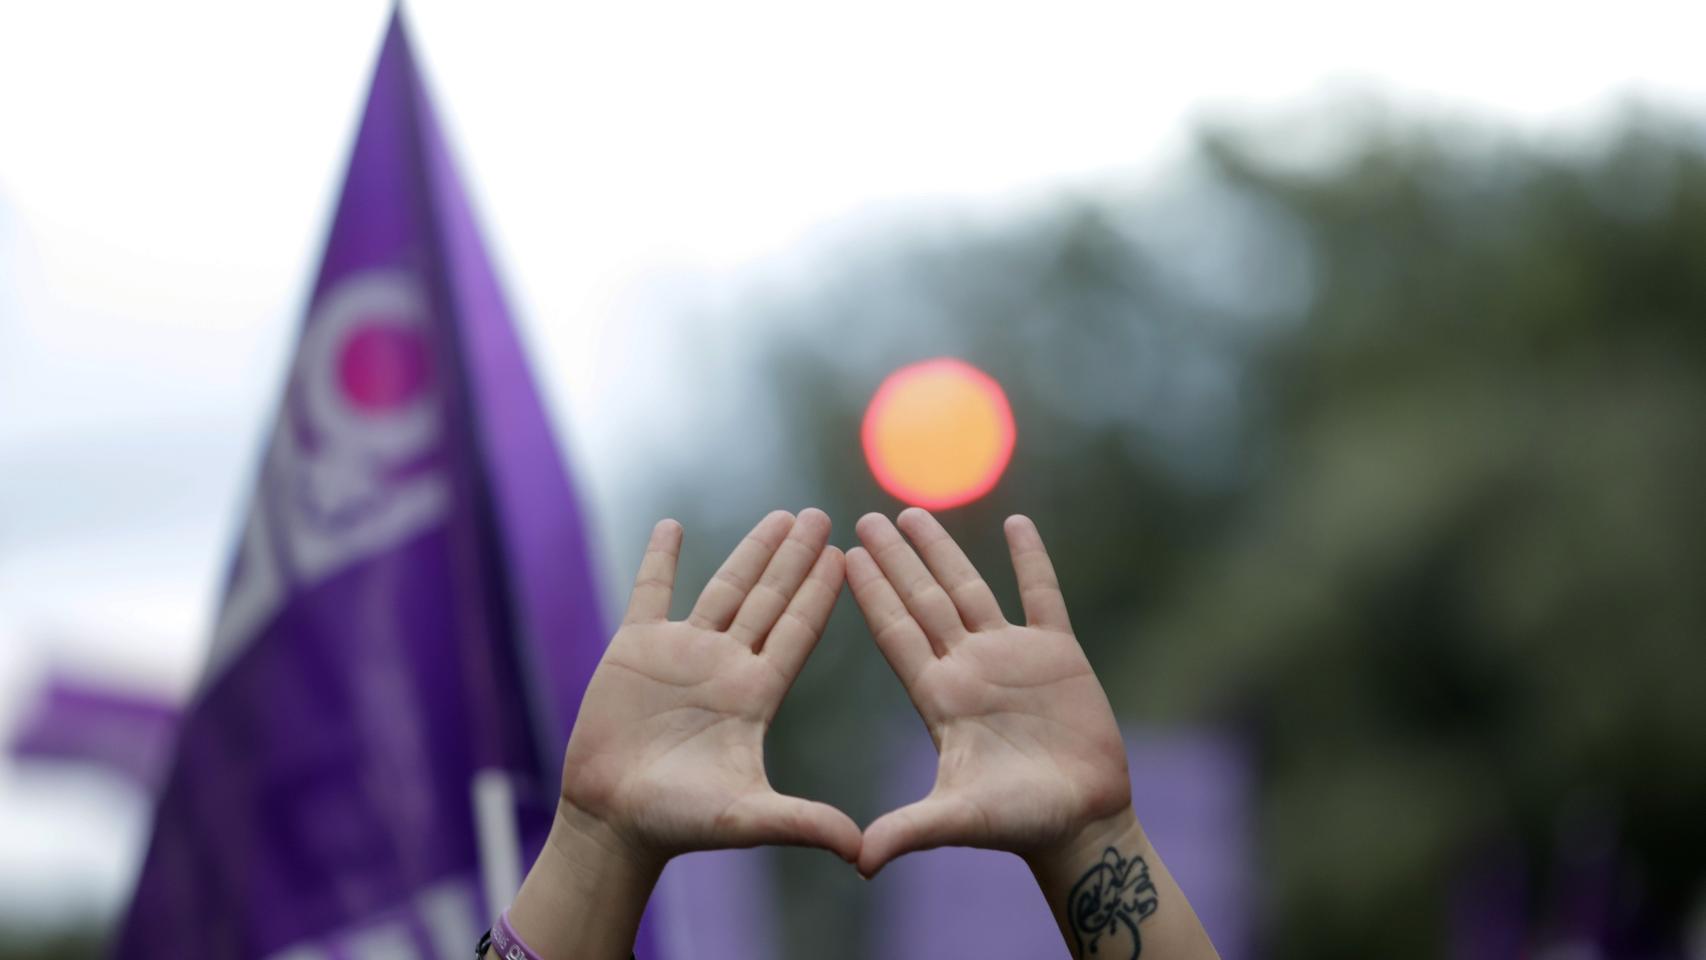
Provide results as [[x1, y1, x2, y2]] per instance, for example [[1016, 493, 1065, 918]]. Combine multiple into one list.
[[473, 769, 523, 916]]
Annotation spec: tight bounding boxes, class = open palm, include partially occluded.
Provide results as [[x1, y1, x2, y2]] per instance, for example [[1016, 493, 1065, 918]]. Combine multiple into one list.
[[847, 509, 1131, 877], [559, 509, 861, 864]]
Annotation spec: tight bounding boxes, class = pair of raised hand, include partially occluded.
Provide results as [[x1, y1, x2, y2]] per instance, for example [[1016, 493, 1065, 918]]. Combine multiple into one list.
[[560, 506, 1129, 878], [505, 509, 1216, 960]]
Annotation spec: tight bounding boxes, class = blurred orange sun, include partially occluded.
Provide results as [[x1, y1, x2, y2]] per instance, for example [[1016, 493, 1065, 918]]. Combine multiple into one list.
[[861, 358, 1016, 510]]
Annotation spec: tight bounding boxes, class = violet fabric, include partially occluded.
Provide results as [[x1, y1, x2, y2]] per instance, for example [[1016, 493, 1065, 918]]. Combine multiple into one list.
[[871, 725, 1256, 960], [8, 674, 181, 791], [112, 12, 659, 958], [650, 849, 781, 960]]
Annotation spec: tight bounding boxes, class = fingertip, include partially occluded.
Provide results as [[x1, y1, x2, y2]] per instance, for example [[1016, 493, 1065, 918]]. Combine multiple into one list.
[[856, 815, 898, 878], [650, 518, 684, 548], [855, 512, 889, 538], [896, 506, 932, 528], [844, 546, 875, 580], [1004, 514, 1042, 543], [815, 805, 864, 865], [839, 827, 865, 866], [789, 511, 833, 551], [816, 545, 846, 580], [751, 510, 797, 546]]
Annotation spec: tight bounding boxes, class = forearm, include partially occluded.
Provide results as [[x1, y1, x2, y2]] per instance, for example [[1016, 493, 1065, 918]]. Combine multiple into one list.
[[1027, 809, 1219, 960], [487, 801, 662, 960]]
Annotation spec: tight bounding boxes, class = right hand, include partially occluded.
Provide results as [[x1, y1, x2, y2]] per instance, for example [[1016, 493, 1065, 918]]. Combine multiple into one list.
[[846, 509, 1134, 878], [556, 509, 862, 868]]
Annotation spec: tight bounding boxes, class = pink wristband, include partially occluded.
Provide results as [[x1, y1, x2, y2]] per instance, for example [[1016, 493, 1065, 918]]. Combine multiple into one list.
[[487, 910, 545, 960]]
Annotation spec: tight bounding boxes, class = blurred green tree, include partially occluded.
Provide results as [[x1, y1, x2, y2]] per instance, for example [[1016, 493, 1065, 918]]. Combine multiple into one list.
[[649, 105, 1706, 958]]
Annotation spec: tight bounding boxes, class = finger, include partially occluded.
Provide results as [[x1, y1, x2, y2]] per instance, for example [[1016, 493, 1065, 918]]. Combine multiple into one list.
[[688, 511, 795, 631], [896, 507, 1005, 631], [856, 794, 982, 878], [723, 790, 863, 864], [622, 519, 683, 624], [761, 545, 844, 681], [854, 513, 964, 652], [1004, 514, 1072, 631], [729, 508, 833, 650], [846, 546, 934, 685]]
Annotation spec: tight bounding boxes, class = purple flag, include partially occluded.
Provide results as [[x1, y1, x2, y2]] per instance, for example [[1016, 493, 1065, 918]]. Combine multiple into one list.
[[872, 726, 1256, 960], [650, 850, 782, 960], [8, 673, 181, 791], [114, 12, 660, 958]]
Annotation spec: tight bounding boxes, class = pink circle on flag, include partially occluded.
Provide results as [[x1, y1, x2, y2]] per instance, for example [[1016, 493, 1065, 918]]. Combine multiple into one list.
[[337, 321, 432, 413]]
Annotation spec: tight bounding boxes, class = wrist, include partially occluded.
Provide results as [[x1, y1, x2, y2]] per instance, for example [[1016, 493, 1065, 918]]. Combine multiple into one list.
[[1027, 808, 1219, 959], [500, 800, 665, 960], [1024, 806, 1147, 889], [551, 797, 670, 880]]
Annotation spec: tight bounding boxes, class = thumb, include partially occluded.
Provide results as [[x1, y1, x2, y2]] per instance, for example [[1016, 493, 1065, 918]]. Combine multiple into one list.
[[724, 790, 863, 864], [858, 794, 981, 879]]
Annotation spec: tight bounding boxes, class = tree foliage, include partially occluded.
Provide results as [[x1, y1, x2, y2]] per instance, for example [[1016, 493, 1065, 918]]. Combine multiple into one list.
[[674, 106, 1706, 957]]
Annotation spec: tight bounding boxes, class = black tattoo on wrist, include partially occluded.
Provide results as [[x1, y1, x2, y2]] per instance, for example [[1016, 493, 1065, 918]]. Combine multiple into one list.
[[1067, 846, 1160, 958]]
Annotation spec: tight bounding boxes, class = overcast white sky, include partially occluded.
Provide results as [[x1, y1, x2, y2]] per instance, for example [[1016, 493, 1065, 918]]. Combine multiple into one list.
[[2, 0, 1703, 931]]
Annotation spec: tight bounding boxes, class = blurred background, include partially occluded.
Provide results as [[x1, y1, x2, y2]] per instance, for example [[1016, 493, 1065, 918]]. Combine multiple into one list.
[[4, 1, 1706, 957]]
